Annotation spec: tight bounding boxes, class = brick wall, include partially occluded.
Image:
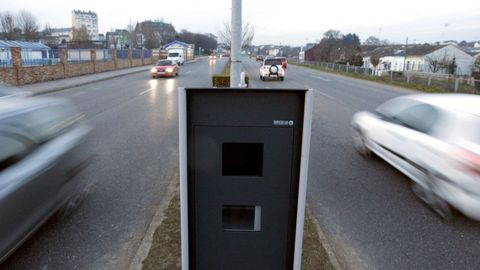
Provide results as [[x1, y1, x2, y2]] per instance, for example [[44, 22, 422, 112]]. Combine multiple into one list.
[[0, 48, 155, 86]]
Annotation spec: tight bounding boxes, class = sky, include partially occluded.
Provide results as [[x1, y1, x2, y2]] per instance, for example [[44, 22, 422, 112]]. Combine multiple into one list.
[[2, 0, 480, 46]]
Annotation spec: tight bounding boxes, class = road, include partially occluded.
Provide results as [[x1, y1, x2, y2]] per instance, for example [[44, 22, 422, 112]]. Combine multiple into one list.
[[3, 56, 480, 270], [243, 58, 480, 270], [2, 58, 227, 270]]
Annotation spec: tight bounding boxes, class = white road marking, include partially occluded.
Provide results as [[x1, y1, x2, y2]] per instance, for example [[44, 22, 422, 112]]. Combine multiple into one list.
[[311, 75, 331, 82], [184, 71, 191, 74], [139, 88, 155, 95]]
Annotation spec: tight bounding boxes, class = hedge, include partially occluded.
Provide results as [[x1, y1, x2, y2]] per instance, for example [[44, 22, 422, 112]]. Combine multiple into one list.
[[212, 74, 250, 87]]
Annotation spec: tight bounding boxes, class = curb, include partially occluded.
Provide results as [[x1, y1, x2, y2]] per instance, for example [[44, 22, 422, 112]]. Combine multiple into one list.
[[31, 67, 150, 96], [26, 58, 203, 96], [128, 169, 179, 270], [306, 205, 343, 270]]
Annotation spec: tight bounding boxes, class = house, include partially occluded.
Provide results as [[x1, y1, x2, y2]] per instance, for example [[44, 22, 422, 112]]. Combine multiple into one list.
[[361, 45, 405, 72], [299, 43, 318, 62], [164, 40, 194, 61], [105, 29, 131, 49], [362, 44, 475, 75]]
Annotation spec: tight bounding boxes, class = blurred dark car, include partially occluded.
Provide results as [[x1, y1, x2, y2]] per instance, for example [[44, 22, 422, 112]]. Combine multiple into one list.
[[255, 55, 264, 61], [0, 89, 93, 263]]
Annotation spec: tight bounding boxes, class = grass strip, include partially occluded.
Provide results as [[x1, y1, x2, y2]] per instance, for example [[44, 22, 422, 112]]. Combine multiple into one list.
[[141, 192, 335, 270], [291, 62, 478, 94]]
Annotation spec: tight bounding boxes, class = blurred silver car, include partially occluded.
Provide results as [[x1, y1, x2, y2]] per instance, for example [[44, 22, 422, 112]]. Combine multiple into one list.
[[0, 92, 92, 263], [351, 94, 480, 220]]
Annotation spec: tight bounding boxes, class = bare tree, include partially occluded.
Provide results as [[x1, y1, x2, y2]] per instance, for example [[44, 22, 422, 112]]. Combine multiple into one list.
[[426, 52, 450, 73], [364, 36, 381, 45], [72, 25, 90, 41], [0, 11, 17, 40], [17, 10, 39, 41], [323, 29, 342, 40], [126, 19, 136, 48], [370, 54, 381, 68], [218, 21, 254, 50]]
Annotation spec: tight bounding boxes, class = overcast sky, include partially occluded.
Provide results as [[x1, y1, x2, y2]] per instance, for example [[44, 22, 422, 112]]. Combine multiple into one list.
[[3, 0, 480, 46]]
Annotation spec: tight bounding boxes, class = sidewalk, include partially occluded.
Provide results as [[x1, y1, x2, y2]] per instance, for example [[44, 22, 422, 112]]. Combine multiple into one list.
[[19, 66, 151, 95], [18, 57, 203, 95]]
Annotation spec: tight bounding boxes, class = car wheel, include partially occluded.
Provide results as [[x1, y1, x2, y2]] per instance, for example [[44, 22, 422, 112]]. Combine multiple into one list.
[[411, 179, 452, 220], [351, 126, 371, 157], [280, 77, 284, 81]]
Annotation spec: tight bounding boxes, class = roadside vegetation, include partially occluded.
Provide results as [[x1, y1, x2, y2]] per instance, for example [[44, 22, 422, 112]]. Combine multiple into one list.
[[291, 61, 479, 94], [141, 191, 334, 270]]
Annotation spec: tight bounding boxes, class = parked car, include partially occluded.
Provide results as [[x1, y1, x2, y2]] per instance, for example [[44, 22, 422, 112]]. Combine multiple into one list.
[[276, 57, 288, 68], [150, 60, 179, 78], [0, 90, 93, 263], [255, 55, 264, 61], [259, 58, 285, 81], [351, 94, 480, 220]]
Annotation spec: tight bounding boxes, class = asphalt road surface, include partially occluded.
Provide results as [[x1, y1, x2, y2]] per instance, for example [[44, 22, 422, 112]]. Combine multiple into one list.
[[244, 58, 480, 270], [2, 58, 227, 270], [4, 57, 480, 270]]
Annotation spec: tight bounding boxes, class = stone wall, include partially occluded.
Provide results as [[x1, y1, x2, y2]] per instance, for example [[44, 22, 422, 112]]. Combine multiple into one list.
[[19, 65, 65, 85], [0, 48, 155, 86]]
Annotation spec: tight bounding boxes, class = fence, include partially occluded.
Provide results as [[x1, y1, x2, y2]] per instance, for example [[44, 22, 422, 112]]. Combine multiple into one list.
[[116, 49, 129, 59], [294, 60, 480, 93], [132, 49, 142, 59], [96, 49, 113, 61], [143, 49, 152, 59], [0, 48, 12, 67], [67, 49, 92, 64], [20, 48, 61, 66]]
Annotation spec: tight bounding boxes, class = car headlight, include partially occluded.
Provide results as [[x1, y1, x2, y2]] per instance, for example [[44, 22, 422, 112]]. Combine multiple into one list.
[[166, 68, 173, 73], [150, 68, 157, 73]]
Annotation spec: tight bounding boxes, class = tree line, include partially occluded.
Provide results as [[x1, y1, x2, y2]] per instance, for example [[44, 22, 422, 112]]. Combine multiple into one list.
[[0, 10, 219, 53]]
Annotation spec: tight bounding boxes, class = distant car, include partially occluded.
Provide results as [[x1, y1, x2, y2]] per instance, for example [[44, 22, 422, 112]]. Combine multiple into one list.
[[351, 94, 480, 220], [0, 91, 93, 263], [209, 54, 217, 60], [276, 57, 288, 68], [259, 58, 285, 81], [150, 60, 179, 78], [256, 55, 264, 61]]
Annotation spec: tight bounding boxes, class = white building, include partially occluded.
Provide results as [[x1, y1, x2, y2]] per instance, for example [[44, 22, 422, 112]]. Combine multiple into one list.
[[50, 27, 72, 43], [72, 10, 99, 40], [363, 45, 475, 76]]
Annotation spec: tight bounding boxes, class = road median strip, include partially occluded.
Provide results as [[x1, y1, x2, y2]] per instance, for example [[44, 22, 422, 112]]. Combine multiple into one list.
[[137, 179, 337, 270]]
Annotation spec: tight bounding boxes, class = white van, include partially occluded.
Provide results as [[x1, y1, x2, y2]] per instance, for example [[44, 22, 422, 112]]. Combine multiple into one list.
[[167, 49, 185, 65]]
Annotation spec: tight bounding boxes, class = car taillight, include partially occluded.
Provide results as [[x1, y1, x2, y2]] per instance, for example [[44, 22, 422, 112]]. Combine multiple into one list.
[[456, 148, 480, 176]]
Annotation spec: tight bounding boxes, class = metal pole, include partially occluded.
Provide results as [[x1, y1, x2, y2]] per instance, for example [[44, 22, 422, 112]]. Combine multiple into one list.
[[230, 0, 243, 88], [402, 37, 408, 73]]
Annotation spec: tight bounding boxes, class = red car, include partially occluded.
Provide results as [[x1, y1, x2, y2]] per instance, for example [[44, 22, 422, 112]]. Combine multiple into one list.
[[150, 60, 179, 78], [276, 57, 288, 68]]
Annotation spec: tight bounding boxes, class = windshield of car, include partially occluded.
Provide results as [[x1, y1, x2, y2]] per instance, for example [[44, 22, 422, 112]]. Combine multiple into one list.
[[156, 60, 173, 66], [168, 53, 179, 57], [375, 97, 419, 118], [264, 59, 282, 66]]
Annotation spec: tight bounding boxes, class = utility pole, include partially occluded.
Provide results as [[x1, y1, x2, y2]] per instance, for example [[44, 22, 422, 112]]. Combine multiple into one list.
[[230, 0, 243, 88], [402, 36, 408, 73]]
